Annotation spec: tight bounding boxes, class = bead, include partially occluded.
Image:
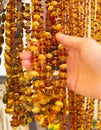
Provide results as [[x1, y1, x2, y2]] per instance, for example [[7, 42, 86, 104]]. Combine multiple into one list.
[[51, 1, 58, 6], [38, 54, 46, 60], [53, 70, 59, 76], [52, 106, 60, 112], [30, 46, 38, 51], [48, 6, 54, 11], [34, 14, 40, 19], [60, 64, 67, 69], [30, 71, 39, 77], [32, 21, 39, 29], [5, 107, 14, 114], [55, 101, 63, 108], [3, 93, 8, 104], [46, 53, 52, 59], [32, 107, 41, 113], [53, 24, 62, 31], [46, 65, 52, 70]]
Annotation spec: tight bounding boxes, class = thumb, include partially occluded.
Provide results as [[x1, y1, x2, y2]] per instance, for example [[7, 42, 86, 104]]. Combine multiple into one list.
[[56, 33, 86, 50]]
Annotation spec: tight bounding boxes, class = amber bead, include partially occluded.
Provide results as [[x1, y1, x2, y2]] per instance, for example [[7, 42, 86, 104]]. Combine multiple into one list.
[[3, 93, 8, 104], [5, 107, 14, 114]]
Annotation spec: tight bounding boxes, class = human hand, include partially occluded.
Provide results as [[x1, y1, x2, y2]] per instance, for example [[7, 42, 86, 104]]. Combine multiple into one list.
[[56, 33, 101, 99], [20, 33, 101, 99]]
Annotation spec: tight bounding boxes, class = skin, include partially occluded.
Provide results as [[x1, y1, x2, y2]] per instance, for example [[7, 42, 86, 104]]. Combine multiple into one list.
[[20, 33, 101, 99]]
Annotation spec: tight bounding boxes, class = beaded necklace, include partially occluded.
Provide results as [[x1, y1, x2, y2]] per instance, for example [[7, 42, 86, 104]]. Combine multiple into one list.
[[0, 0, 5, 64]]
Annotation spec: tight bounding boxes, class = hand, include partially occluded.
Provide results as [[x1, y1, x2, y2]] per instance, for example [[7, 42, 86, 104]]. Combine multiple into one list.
[[20, 33, 101, 99], [56, 33, 101, 99]]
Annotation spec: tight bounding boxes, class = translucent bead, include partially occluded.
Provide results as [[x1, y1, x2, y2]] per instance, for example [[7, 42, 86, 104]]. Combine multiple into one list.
[[55, 101, 63, 108], [32, 107, 41, 113]]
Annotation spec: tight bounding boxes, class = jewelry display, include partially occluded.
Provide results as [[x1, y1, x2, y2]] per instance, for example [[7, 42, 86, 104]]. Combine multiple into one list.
[[2, 0, 101, 130]]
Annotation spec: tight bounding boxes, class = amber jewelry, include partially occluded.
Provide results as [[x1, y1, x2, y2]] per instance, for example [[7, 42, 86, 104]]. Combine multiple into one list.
[[65, 0, 93, 130], [94, 0, 101, 43], [45, 0, 66, 129], [24, 3, 31, 43], [4, 0, 26, 127], [91, 0, 97, 39], [0, 3, 5, 64]]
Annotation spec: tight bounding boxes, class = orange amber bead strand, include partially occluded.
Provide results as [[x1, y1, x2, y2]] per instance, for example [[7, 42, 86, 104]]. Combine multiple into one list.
[[45, 0, 67, 129], [0, 3, 5, 64], [29, 0, 47, 127], [86, 98, 94, 129], [4, 0, 15, 114], [59, 0, 67, 129], [24, 3, 31, 43], [77, 1, 86, 129], [4, 0, 26, 127], [97, 100, 101, 128], [91, 0, 97, 39], [67, 1, 77, 129], [11, 0, 27, 127], [95, 0, 101, 43]]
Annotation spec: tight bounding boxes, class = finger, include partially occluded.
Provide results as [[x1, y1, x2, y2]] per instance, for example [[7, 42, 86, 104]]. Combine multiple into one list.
[[20, 51, 32, 60], [27, 42, 31, 48], [56, 33, 86, 50], [21, 60, 32, 69]]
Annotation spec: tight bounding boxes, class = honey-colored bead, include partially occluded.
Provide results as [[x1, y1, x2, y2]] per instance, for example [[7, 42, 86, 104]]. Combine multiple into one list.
[[32, 107, 41, 113], [25, 87, 32, 94], [30, 71, 39, 77], [38, 54, 46, 60], [39, 98, 50, 105], [55, 101, 63, 108], [44, 32, 52, 39], [27, 117, 33, 123], [24, 12, 30, 17], [60, 64, 67, 69], [53, 24, 62, 31], [59, 72, 66, 78], [32, 21, 39, 29], [46, 53, 52, 59], [19, 77, 24, 82], [26, 97, 33, 102], [30, 46, 38, 51], [5, 21, 11, 27], [46, 65, 52, 70], [25, 33, 31, 38], [19, 95, 25, 101], [5, 30, 11, 35], [46, 72, 52, 79], [51, 1, 58, 6], [5, 107, 14, 114], [52, 105, 60, 112], [7, 99, 14, 105], [48, 6, 53, 11], [34, 14, 40, 19], [31, 38, 38, 43], [25, 21, 31, 26], [33, 80, 40, 87]]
